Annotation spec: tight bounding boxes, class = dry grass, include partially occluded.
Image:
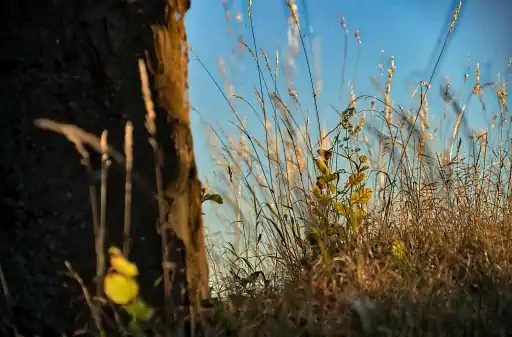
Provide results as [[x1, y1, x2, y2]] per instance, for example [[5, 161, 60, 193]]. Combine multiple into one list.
[[199, 1, 512, 336]]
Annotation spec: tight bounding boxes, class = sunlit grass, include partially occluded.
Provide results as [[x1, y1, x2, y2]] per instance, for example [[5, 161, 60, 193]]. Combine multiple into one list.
[[199, 1, 512, 335]]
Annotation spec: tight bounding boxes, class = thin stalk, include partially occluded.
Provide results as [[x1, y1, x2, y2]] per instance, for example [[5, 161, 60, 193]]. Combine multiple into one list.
[[98, 131, 109, 297], [123, 121, 134, 256]]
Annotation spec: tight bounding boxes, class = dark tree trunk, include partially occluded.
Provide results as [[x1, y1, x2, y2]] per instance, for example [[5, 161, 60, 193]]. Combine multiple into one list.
[[0, 0, 208, 335]]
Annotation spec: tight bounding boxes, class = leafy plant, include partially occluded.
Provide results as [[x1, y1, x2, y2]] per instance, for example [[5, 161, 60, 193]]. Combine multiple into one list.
[[104, 246, 153, 333]]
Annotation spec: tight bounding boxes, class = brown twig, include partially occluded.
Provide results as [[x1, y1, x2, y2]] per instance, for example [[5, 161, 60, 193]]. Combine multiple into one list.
[[65, 261, 105, 337], [123, 121, 134, 256], [97, 131, 110, 296]]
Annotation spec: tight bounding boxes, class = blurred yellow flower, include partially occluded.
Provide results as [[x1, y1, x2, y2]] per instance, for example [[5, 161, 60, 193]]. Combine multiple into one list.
[[109, 246, 139, 277], [104, 272, 139, 305]]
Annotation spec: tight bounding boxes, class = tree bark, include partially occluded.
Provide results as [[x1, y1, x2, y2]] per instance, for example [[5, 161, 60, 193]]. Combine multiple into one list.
[[0, 0, 208, 334], [148, 0, 209, 329]]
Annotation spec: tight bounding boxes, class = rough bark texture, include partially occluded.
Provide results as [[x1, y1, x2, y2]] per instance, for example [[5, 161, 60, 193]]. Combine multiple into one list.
[[0, 0, 208, 335], [151, 0, 209, 321]]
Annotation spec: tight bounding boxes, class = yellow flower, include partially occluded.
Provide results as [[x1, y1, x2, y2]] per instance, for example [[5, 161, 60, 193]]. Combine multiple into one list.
[[359, 155, 368, 163], [104, 272, 139, 305], [109, 246, 139, 277]]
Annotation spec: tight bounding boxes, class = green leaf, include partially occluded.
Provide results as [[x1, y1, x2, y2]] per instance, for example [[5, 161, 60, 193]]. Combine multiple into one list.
[[313, 185, 322, 197], [127, 319, 143, 337], [226, 241, 238, 257], [203, 193, 224, 204], [240, 256, 254, 272], [328, 183, 337, 194], [313, 158, 330, 174], [347, 210, 364, 231], [153, 274, 163, 287], [124, 298, 154, 321], [307, 227, 319, 245], [317, 173, 338, 185], [316, 193, 331, 201], [265, 202, 278, 216]]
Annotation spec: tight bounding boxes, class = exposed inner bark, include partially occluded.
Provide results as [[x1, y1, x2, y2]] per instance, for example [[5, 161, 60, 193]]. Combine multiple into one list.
[[150, 0, 209, 323]]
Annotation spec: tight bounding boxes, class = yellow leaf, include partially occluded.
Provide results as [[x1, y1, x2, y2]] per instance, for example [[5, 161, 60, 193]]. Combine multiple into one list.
[[313, 185, 331, 201], [344, 209, 364, 231], [318, 194, 331, 201], [348, 214, 363, 231], [348, 172, 365, 186], [328, 183, 337, 194], [109, 246, 139, 277], [104, 272, 139, 305], [392, 240, 406, 260], [350, 188, 373, 204], [352, 209, 364, 218], [266, 203, 278, 216], [313, 185, 322, 198], [360, 165, 370, 171], [359, 155, 368, 163], [335, 202, 350, 216], [317, 173, 338, 185], [313, 158, 329, 174], [326, 172, 339, 182]]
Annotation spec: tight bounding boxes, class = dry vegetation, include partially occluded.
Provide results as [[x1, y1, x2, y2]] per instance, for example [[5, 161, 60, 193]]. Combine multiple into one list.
[[201, 1, 512, 336], [2, 0, 511, 336]]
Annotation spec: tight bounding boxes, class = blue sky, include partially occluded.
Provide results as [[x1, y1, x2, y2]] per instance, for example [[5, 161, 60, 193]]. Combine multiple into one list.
[[184, 0, 511, 233]]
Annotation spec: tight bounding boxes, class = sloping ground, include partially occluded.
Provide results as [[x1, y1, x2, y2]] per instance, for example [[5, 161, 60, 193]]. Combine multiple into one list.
[[0, 1, 168, 334]]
